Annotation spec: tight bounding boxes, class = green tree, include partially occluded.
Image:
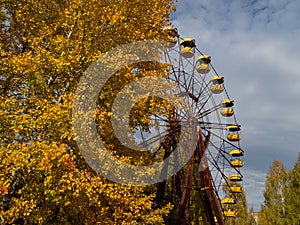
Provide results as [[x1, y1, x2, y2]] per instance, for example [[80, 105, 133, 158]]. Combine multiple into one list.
[[0, 0, 177, 224], [283, 161, 300, 223], [248, 207, 257, 225], [258, 160, 288, 225]]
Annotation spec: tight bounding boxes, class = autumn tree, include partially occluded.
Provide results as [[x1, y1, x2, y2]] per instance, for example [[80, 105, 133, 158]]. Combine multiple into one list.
[[283, 158, 300, 223], [0, 0, 177, 224], [258, 160, 288, 225], [259, 157, 300, 224]]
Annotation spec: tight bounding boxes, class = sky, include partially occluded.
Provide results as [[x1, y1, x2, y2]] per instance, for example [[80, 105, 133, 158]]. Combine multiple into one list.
[[171, 0, 300, 211]]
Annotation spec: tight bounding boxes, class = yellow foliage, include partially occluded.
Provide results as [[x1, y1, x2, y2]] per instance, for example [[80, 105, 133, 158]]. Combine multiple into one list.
[[0, 0, 176, 224]]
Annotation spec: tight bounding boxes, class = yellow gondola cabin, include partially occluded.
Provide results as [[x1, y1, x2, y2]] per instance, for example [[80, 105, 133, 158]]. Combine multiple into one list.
[[210, 84, 224, 94], [230, 159, 244, 167], [226, 125, 240, 131], [211, 75, 224, 84], [180, 38, 196, 58], [221, 197, 236, 204], [227, 125, 241, 141], [163, 26, 178, 47], [227, 133, 241, 142], [221, 99, 234, 107], [220, 108, 234, 117], [229, 149, 244, 157], [228, 186, 243, 193], [196, 55, 211, 74], [228, 174, 243, 182], [224, 211, 237, 217]]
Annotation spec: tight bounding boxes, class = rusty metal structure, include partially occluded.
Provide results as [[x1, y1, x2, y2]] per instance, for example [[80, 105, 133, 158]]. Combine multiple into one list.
[[133, 28, 244, 224]]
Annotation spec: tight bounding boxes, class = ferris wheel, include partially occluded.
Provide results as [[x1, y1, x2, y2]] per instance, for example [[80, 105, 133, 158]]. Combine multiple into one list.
[[130, 27, 245, 224]]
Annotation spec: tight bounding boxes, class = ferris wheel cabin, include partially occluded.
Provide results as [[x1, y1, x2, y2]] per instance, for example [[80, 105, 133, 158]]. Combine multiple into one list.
[[196, 55, 211, 74], [230, 159, 244, 167], [228, 174, 243, 182], [226, 125, 241, 142], [211, 75, 224, 84], [220, 108, 234, 117], [229, 149, 244, 157], [228, 186, 243, 193], [163, 26, 178, 47], [224, 211, 237, 217], [180, 38, 196, 58], [220, 99, 234, 117], [221, 99, 234, 107], [221, 197, 236, 204], [210, 76, 224, 94]]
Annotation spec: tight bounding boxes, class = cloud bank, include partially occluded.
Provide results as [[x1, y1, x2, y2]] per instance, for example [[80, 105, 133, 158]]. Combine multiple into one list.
[[171, 0, 300, 210]]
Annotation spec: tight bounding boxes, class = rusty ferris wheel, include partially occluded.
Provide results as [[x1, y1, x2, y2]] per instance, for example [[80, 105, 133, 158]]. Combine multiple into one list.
[[130, 27, 245, 225]]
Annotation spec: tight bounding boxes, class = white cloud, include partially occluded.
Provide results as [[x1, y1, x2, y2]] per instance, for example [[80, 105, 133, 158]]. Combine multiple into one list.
[[243, 168, 267, 211], [171, 0, 300, 211]]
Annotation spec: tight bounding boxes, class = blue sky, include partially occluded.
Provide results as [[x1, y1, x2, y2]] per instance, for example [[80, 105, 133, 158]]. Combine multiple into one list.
[[171, 0, 300, 211]]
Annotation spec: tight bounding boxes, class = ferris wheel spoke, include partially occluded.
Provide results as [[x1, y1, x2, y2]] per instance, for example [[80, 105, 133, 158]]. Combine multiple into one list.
[[186, 58, 197, 93], [151, 114, 170, 124], [196, 79, 212, 102], [164, 51, 180, 81], [194, 91, 214, 115], [196, 104, 223, 119], [208, 141, 234, 168]]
